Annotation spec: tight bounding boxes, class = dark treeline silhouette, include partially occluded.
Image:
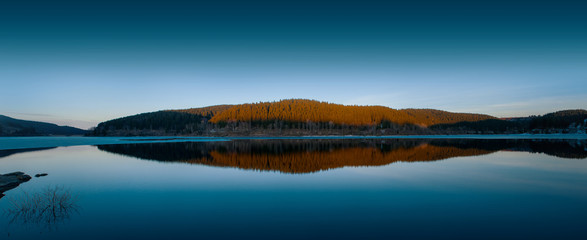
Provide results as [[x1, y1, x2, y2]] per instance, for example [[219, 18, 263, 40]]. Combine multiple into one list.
[[529, 109, 587, 132], [174, 104, 234, 118], [430, 119, 528, 134], [97, 139, 586, 174], [89, 99, 587, 136], [91, 111, 208, 136]]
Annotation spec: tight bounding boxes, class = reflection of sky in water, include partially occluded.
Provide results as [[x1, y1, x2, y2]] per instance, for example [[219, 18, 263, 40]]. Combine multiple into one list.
[[1, 143, 586, 239]]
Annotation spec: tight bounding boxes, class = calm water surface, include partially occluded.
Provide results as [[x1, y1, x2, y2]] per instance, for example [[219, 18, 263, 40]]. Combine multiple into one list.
[[0, 138, 586, 239]]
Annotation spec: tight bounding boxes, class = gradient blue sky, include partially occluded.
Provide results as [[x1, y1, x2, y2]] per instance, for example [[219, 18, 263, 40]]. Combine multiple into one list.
[[1, 0, 586, 129]]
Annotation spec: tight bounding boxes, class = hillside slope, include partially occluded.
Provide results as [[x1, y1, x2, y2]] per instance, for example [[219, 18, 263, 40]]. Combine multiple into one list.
[[206, 99, 495, 126], [0, 115, 87, 136], [90, 99, 586, 136]]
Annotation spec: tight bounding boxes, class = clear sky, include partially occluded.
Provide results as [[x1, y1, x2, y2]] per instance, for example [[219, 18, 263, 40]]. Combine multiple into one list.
[[1, 0, 586, 129]]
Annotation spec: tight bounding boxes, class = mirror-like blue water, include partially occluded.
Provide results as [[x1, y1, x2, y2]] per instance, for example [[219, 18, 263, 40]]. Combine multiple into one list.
[[1, 138, 586, 239]]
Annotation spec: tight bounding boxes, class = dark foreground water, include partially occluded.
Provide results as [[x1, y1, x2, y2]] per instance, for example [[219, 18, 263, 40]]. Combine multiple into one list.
[[1, 138, 586, 239]]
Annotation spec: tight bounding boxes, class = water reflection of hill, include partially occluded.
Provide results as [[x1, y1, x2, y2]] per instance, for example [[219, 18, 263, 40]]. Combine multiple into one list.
[[0, 147, 56, 159], [508, 139, 587, 159], [97, 139, 586, 173], [431, 139, 587, 159]]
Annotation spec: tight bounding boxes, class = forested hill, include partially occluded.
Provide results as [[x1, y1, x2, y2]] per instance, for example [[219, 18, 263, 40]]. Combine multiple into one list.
[[0, 115, 87, 136], [530, 109, 587, 130], [90, 99, 587, 136], [205, 99, 494, 126], [174, 105, 234, 118]]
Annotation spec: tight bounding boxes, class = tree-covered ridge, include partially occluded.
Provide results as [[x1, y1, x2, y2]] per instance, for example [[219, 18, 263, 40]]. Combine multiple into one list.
[[172, 104, 234, 117], [89, 99, 586, 136], [92, 111, 206, 136], [207, 99, 495, 126], [402, 108, 495, 126], [530, 109, 587, 130]]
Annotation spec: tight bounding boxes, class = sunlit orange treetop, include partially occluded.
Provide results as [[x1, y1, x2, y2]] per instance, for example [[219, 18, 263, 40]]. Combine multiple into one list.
[[196, 99, 494, 126]]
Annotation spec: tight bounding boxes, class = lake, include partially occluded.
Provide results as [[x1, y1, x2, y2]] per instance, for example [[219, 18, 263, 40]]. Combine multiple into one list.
[[1, 137, 586, 239]]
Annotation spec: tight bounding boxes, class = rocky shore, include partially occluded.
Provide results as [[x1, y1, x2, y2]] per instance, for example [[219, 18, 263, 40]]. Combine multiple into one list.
[[0, 172, 31, 199]]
